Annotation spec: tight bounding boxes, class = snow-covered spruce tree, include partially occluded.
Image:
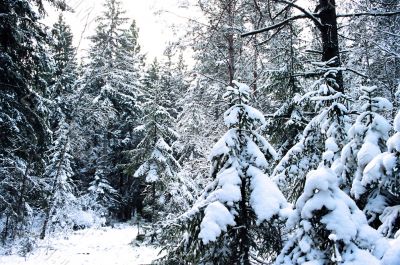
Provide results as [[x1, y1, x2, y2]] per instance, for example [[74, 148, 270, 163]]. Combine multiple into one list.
[[162, 81, 288, 264], [80, 0, 142, 121], [158, 45, 188, 119], [175, 77, 212, 190], [40, 120, 77, 239], [48, 13, 78, 129], [355, 111, 400, 237], [49, 13, 77, 101], [264, 94, 307, 158], [275, 166, 388, 265], [126, 73, 180, 241], [340, 86, 392, 201], [157, 78, 212, 249], [133, 138, 180, 239], [175, 78, 208, 164], [85, 166, 120, 222], [73, 0, 143, 220], [273, 67, 350, 203], [0, 0, 67, 244], [167, 79, 209, 213]]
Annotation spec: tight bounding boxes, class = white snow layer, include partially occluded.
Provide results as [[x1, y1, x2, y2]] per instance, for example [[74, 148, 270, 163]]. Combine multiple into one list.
[[298, 167, 388, 251], [0, 224, 161, 265], [215, 166, 242, 203], [382, 237, 400, 265], [248, 166, 288, 224], [198, 201, 236, 244], [224, 104, 265, 128], [209, 129, 237, 159], [394, 111, 400, 132]]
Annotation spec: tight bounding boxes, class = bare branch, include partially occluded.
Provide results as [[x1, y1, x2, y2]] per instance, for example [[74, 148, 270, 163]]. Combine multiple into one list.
[[196, 72, 228, 86], [381, 30, 400, 38], [305, 49, 323, 54], [241, 14, 309, 37], [340, 67, 368, 78], [274, 0, 323, 28], [337, 10, 400, 18], [242, 6, 400, 38]]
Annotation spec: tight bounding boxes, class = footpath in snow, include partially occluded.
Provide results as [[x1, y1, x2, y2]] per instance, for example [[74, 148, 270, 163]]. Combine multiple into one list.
[[0, 224, 161, 265]]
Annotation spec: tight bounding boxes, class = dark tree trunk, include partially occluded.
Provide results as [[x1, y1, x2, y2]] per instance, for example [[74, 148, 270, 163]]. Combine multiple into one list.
[[40, 141, 68, 239], [289, 23, 298, 95], [2, 215, 9, 242], [14, 161, 31, 239], [238, 177, 250, 265], [227, 0, 235, 86], [150, 182, 156, 243], [317, 0, 344, 92]]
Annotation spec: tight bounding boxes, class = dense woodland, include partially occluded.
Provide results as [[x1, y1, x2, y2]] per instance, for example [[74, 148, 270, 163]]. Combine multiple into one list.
[[1, 0, 400, 264]]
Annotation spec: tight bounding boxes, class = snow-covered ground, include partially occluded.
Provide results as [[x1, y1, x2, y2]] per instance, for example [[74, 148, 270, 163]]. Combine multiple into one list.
[[0, 224, 161, 265]]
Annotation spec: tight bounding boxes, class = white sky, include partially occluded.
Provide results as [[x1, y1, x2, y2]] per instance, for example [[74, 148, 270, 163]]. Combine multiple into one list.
[[43, 0, 197, 62], [43, 0, 314, 63]]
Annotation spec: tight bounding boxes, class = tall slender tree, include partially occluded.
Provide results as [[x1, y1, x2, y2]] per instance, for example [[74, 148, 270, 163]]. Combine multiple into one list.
[[74, 0, 143, 220], [0, 0, 67, 244], [127, 61, 180, 241]]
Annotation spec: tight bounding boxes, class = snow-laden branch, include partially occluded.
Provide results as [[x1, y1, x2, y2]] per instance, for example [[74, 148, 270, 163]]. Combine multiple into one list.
[[242, 8, 400, 38], [241, 14, 309, 37], [381, 30, 400, 38], [337, 10, 400, 18], [274, 0, 323, 28]]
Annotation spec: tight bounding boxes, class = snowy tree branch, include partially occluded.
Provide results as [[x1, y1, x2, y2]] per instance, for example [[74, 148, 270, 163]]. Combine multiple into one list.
[[242, 8, 400, 38], [273, 0, 323, 28], [241, 14, 309, 37], [336, 10, 400, 18]]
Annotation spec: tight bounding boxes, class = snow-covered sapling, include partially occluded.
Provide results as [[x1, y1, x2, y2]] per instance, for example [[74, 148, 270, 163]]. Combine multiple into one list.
[[273, 70, 350, 202], [360, 111, 400, 237], [166, 81, 289, 264], [276, 167, 388, 265], [344, 86, 392, 199]]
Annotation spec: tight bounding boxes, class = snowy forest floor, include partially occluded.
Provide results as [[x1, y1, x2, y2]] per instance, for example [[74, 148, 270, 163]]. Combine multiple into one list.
[[0, 224, 161, 265]]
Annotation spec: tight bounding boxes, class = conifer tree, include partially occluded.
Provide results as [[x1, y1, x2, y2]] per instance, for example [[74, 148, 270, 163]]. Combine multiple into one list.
[[127, 65, 180, 241], [163, 81, 288, 264], [0, 0, 67, 244], [74, 0, 143, 220], [340, 86, 392, 198], [86, 168, 120, 219], [273, 67, 350, 202], [174, 78, 210, 194], [49, 13, 77, 100], [276, 104, 388, 264], [356, 111, 400, 237], [275, 167, 388, 265], [40, 120, 77, 239], [48, 13, 78, 129]]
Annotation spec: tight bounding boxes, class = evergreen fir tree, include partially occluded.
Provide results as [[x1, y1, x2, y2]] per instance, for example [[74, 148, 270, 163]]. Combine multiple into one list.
[[49, 13, 77, 100], [0, 0, 67, 244], [275, 167, 388, 265], [73, 0, 143, 220], [40, 120, 77, 239], [86, 168, 120, 220], [273, 67, 351, 203], [127, 64, 180, 241], [163, 81, 288, 264], [356, 110, 400, 237], [340, 86, 392, 202], [48, 13, 78, 129], [175, 77, 207, 161]]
